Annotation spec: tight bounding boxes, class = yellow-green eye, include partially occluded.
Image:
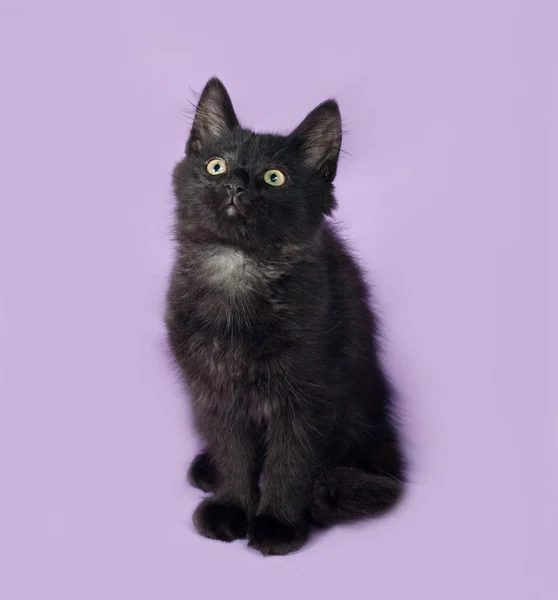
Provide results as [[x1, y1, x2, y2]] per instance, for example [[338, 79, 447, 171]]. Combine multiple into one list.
[[263, 169, 286, 187], [206, 158, 227, 175]]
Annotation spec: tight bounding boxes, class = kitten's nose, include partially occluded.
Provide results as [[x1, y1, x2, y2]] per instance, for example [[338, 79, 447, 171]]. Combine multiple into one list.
[[224, 181, 245, 196], [223, 168, 249, 199]]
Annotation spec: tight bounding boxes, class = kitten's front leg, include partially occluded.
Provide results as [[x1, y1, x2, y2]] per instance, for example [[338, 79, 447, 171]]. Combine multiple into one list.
[[248, 408, 327, 555], [193, 427, 258, 543]]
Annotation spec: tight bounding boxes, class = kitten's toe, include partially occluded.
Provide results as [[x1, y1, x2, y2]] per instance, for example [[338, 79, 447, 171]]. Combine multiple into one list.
[[187, 451, 217, 493], [248, 514, 308, 556], [193, 499, 248, 542]]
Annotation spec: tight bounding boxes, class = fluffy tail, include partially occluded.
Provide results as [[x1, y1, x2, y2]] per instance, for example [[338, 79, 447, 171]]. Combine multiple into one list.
[[309, 466, 404, 526]]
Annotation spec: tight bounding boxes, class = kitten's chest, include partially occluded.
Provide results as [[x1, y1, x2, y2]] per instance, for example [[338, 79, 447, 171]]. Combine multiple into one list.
[[202, 247, 252, 291], [171, 246, 291, 384], [181, 247, 286, 323]]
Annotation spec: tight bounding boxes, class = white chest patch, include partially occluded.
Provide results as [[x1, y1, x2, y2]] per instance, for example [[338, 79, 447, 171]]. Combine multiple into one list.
[[205, 248, 250, 288]]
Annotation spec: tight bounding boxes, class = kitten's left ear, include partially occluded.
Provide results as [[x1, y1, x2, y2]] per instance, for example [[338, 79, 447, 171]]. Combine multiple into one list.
[[187, 77, 239, 154], [291, 100, 342, 182]]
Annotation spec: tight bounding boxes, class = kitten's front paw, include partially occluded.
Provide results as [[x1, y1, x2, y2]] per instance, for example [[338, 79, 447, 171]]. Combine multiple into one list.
[[248, 514, 309, 556], [193, 499, 248, 542]]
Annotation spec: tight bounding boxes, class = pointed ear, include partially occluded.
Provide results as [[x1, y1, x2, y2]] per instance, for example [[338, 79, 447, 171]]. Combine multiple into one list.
[[291, 100, 342, 182], [187, 78, 239, 154]]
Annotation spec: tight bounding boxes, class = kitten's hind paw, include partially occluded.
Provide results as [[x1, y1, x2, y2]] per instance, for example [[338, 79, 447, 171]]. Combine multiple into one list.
[[193, 499, 248, 542], [248, 514, 308, 556]]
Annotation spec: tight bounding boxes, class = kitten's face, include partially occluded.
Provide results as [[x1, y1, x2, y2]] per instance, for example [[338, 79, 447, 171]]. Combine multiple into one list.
[[173, 78, 342, 250]]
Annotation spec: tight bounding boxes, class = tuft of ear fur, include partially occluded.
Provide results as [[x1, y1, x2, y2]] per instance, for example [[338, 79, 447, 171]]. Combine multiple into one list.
[[291, 100, 342, 183], [187, 77, 239, 155]]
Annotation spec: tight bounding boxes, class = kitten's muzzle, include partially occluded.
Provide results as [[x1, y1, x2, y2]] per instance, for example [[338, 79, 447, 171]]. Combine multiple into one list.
[[221, 169, 250, 216]]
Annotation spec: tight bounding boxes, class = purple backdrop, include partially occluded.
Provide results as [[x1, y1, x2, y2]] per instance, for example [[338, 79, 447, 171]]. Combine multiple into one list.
[[1, 0, 555, 598]]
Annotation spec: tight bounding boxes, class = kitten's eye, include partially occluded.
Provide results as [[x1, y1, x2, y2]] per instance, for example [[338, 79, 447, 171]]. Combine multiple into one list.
[[263, 169, 286, 187], [206, 158, 227, 175]]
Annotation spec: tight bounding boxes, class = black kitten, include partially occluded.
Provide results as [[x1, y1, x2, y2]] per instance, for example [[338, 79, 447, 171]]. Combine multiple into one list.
[[166, 78, 405, 555]]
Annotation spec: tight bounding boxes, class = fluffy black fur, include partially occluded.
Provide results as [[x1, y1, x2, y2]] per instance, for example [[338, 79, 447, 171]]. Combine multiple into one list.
[[166, 78, 405, 555]]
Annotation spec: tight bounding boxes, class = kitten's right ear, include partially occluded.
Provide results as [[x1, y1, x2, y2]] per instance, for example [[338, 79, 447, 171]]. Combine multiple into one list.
[[187, 78, 239, 154]]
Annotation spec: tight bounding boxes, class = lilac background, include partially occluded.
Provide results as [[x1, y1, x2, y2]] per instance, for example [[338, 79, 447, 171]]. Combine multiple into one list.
[[1, 0, 556, 599]]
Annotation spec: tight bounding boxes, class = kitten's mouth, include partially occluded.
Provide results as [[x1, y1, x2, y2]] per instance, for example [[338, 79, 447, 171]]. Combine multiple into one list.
[[223, 198, 244, 218]]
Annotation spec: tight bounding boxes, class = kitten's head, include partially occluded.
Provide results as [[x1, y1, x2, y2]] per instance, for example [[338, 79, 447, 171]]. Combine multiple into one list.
[[173, 78, 342, 250]]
